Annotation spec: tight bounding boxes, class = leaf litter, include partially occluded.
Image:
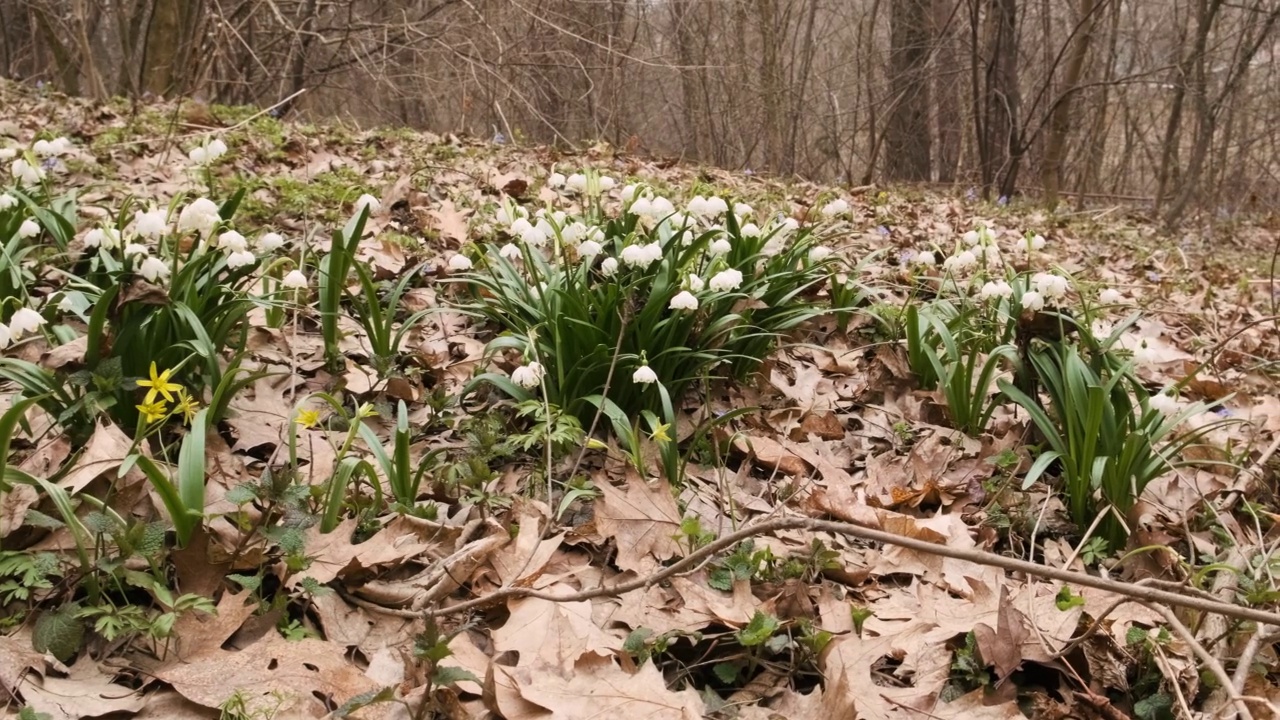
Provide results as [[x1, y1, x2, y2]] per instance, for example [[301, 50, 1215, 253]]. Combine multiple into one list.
[[0, 79, 1278, 719]]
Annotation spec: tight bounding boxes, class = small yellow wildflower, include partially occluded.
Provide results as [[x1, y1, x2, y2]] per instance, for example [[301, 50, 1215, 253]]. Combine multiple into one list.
[[137, 399, 169, 424], [137, 362, 182, 404], [650, 422, 672, 444], [173, 389, 200, 425], [355, 403, 378, 420], [295, 408, 321, 429]]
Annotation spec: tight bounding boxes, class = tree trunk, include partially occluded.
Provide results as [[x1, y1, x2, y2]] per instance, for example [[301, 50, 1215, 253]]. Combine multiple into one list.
[[1041, 0, 1096, 210], [985, 0, 1020, 198], [885, 0, 933, 181], [933, 0, 963, 183]]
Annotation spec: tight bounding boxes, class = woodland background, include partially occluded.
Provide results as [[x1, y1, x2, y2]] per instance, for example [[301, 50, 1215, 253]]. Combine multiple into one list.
[[2, 0, 1278, 226]]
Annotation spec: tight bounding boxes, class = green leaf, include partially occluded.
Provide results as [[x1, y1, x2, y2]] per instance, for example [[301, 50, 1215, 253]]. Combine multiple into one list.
[[1055, 586, 1086, 611], [712, 661, 741, 685], [736, 610, 780, 647], [431, 666, 481, 688]]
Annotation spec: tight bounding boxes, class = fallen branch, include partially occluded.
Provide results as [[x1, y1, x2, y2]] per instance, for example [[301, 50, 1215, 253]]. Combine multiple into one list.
[[424, 515, 1280, 627]]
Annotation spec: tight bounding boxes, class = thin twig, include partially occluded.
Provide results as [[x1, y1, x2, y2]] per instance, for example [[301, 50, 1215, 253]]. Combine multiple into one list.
[[1143, 601, 1254, 720], [421, 515, 1280, 626]]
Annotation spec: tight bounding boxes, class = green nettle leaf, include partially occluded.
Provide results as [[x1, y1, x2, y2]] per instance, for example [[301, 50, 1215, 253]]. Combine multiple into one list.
[[1126, 625, 1150, 647], [1055, 586, 1086, 611], [1133, 692, 1174, 720], [707, 568, 733, 592], [227, 574, 262, 591], [33, 604, 84, 662], [431, 666, 481, 688], [623, 627, 654, 655], [712, 661, 742, 685], [332, 686, 396, 718], [736, 611, 780, 647]]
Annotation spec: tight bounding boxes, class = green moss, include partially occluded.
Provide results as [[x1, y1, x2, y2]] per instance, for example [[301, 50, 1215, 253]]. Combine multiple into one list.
[[238, 168, 370, 224]]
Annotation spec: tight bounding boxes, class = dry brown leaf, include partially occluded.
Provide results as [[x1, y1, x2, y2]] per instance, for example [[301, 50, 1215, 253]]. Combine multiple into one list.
[[429, 199, 471, 242], [288, 516, 434, 587], [593, 472, 682, 573], [17, 658, 146, 720], [498, 655, 704, 720], [490, 588, 621, 672], [730, 433, 813, 477], [57, 421, 135, 494], [153, 634, 388, 718], [489, 505, 563, 587], [972, 585, 1029, 682]]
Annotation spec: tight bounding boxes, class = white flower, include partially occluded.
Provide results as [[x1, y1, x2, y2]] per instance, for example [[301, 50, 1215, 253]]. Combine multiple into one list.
[[499, 243, 521, 260], [447, 254, 473, 271], [521, 226, 548, 248], [820, 198, 850, 217], [11, 159, 45, 186], [33, 139, 62, 157], [177, 197, 222, 235], [777, 216, 801, 234], [621, 184, 642, 202], [0, 193, 15, 210], [676, 229, 695, 247], [632, 365, 658, 385], [510, 217, 533, 236], [219, 230, 249, 253], [354, 194, 381, 214], [734, 202, 753, 218], [600, 257, 619, 276], [561, 222, 587, 246], [1021, 290, 1045, 312], [207, 138, 227, 158], [650, 197, 675, 219], [709, 268, 744, 292], [914, 250, 937, 266], [0, 323, 9, 349], [708, 238, 732, 256], [621, 243, 661, 269], [942, 250, 977, 271], [258, 232, 285, 253], [598, 176, 616, 191], [9, 308, 45, 338], [1148, 392, 1182, 416], [58, 294, 77, 313], [133, 208, 168, 239], [1091, 320, 1115, 342], [1032, 272, 1070, 300], [226, 250, 256, 270], [0, 148, 15, 161], [979, 280, 1013, 300], [1018, 234, 1047, 252], [740, 222, 761, 238], [188, 147, 208, 164], [282, 270, 308, 289], [17, 220, 40, 239], [511, 362, 546, 389], [962, 230, 981, 246], [686, 274, 705, 292], [565, 173, 588, 193], [139, 256, 170, 283], [547, 172, 566, 188], [1099, 288, 1124, 305], [123, 242, 150, 259], [669, 290, 699, 311], [630, 197, 652, 217], [189, 137, 227, 165], [808, 246, 833, 263], [578, 239, 603, 257], [706, 196, 728, 215], [1133, 340, 1158, 366], [84, 227, 121, 250]]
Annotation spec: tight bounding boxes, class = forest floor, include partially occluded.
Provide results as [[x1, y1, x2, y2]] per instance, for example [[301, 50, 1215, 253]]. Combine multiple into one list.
[[1, 80, 1279, 720]]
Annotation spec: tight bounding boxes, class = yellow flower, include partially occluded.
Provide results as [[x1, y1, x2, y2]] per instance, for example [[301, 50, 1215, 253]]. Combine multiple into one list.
[[174, 389, 200, 425], [649, 422, 672, 444], [137, 362, 182, 404], [355, 403, 378, 419], [137, 399, 169, 424], [295, 408, 321, 429]]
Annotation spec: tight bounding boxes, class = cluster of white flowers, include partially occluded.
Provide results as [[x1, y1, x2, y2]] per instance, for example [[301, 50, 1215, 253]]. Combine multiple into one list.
[[1031, 271, 1070, 301], [188, 137, 228, 165], [11, 158, 45, 187], [0, 307, 46, 349], [551, 170, 616, 196], [218, 230, 257, 269], [709, 268, 743, 292], [33, 137, 73, 157], [178, 197, 222, 236], [979, 279, 1013, 300], [281, 270, 308, 289], [0, 193, 15, 211], [133, 207, 169, 239], [688, 195, 728, 218], [1016, 233, 1047, 253], [620, 242, 663, 269], [820, 198, 849, 218]]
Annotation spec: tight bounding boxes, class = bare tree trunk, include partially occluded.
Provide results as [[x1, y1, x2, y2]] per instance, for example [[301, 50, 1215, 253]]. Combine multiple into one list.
[[885, 0, 933, 181], [755, 0, 785, 173], [1076, 0, 1120, 203], [985, 0, 1020, 198], [933, 0, 963, 183], [1040, 0, 1096, 210]]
